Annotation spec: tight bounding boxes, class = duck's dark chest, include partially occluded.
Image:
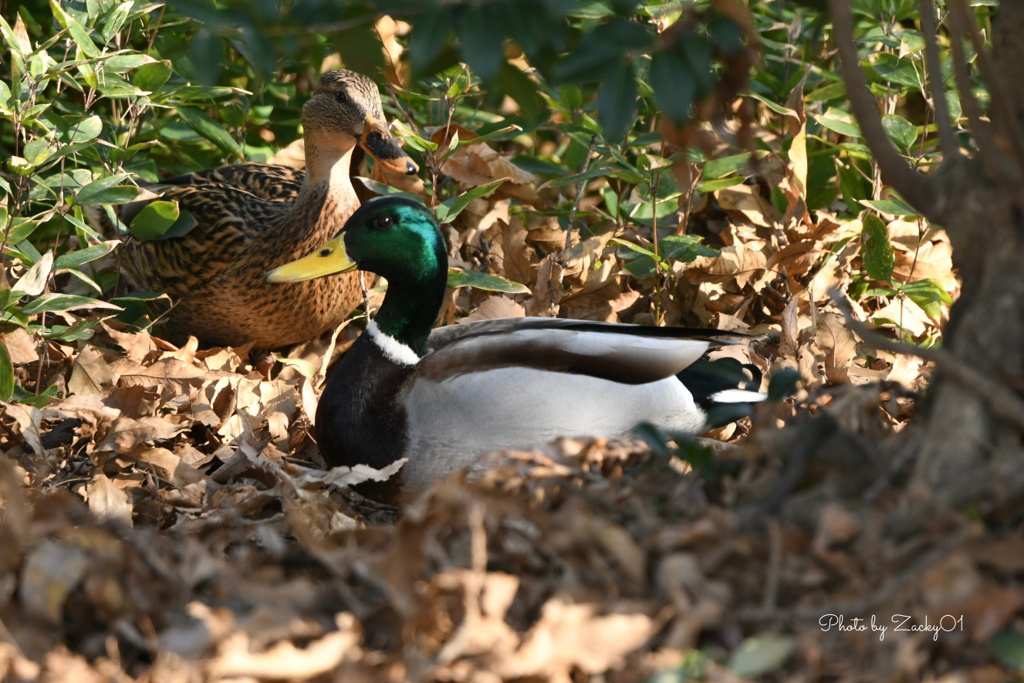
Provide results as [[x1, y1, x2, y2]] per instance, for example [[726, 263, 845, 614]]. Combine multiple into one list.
[[314, 338, 416, 471]]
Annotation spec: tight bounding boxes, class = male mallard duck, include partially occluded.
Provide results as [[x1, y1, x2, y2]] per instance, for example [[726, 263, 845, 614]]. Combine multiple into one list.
[[94, 70, 417, 349], [266, 196, 767, 500]]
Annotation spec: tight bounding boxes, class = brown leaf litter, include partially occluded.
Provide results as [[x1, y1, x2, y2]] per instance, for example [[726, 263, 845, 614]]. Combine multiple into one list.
[[2, 74, 1012, 682]]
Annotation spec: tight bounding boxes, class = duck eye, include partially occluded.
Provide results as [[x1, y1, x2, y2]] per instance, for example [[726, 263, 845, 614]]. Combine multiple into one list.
[[335, 90, 348, 104], [319, 248, 332, 257], [373, 215, 393, 230]]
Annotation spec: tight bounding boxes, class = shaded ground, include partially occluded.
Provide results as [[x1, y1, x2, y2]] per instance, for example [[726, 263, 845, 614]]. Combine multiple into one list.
[[3, 101, 1021, 682]]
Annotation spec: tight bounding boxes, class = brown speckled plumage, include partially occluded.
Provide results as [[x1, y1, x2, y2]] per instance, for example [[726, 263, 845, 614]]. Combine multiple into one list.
[[97, 70, 417, 349]]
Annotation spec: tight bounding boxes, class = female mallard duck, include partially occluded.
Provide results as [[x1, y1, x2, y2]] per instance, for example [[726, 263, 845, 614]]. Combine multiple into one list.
[[266, 196, 766, 500], [95, 70, 417, 349]]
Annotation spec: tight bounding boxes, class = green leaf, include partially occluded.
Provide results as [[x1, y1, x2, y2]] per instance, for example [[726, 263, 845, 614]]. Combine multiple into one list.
[[459, 5, 504, 82], [459, 124, 523, 147], [569, 1, 616, 18], [0, 340, 14, 401], [695, 176, 745, 192], [881, 114, 917, 152], [496, 62, 547, 126], [275, 356, 319, 379], [679, 30, 716, 96], [837, 159, 870, 209], [860, 197, 920, 216], [100, 1, 133, 43], [650, 49, 695, 125], [611, 237, 658, 261], [901, 279, 952, 319], [597, 59, 636, 140], [861, 213, 894, 282], [51, 0, 100, 58], [991, 631, 1024, 671], [815, 109, 862, 137], [553, 39, 620, 83], [133, 60, 173, 93], [446, 269, 529, 294], [63, 114, 103, 144], [509, 155, 565, 176], [54, 241, 117, 270], [7, 156, 34, 176], [559, 84, 584, 110], [872, 53, 923, 89], [0, 13, 31, 57], [0, 79, 11, 114], [390, 120, 438, 152], [74, 174, 139, 205], [898, 29, 926, 55], [768, 367, 801, 402], [945, 90, 962, 120], [596, 19, 654, 49], [806, 81, 847, 103], [746, 91, 797, 117], [660, 235, 718, 262], [11, 251, 54, 298], [435, 179, 507, 224], [354, 177, 423, 201], [708, 15, 745, 56], [335, 18, 386, 84], [22, 138, 54, 167], [704, 152, 760, 180], [43, 316, 100, 342], [543, 166, 610, 189], [728, 634, 797, 678], [4, 217, 39, 244], [176, 106, 242, 157], [409, 6, 451, 75], [103, 53, 157, 73], [20, 293, 122, 315], [129, 200, 179, 239]]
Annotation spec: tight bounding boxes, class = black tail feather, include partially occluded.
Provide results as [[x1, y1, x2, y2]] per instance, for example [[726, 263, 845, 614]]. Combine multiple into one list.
[[677, 357, 764, 428]]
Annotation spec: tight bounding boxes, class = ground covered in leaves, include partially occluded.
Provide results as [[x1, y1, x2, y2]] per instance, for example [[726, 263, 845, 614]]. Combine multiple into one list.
[[3, 81, 1022, 682]]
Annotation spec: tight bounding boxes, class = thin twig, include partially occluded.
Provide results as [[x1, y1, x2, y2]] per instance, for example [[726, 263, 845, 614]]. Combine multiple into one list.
[[949, 0, 1024, 175], [830, 291, 1024, 433], [945, 10, 1001, 163], [740, 525, 971, 622], [918, 0, 960, 157], [828, 0, 937, 216], [738, 413, 840, 530], [562, 134, 598, 254], [761, 518, 783, 613]]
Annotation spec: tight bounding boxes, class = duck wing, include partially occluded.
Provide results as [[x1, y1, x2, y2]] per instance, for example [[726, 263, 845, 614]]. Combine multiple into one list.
[[111, 180, 293, 296], [421, 317, 747, 385], [156, 163, 304, 203], [111, 163, 303, 228]]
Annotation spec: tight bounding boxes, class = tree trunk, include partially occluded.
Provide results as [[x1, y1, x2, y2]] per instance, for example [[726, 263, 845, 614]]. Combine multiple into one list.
[[911, 0, 1024, 506], [913, 157, 1024, 506]]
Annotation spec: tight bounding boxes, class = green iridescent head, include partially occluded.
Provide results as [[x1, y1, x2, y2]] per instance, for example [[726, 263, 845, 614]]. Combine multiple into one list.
[[266, 196, 446, 286]]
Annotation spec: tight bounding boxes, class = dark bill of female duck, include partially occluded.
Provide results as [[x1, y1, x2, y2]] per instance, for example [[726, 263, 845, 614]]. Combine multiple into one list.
[[361, 115, 418, 176]]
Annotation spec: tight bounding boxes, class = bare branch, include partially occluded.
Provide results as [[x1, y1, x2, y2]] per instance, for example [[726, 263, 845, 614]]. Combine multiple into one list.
[[946, 12, 1001, 162], [828, 0, 937, 217], [949, 0, 1024, 175], [830, 292, 1024, 434], [947, 7, 1024, 203], [918, 0, 960, 157]]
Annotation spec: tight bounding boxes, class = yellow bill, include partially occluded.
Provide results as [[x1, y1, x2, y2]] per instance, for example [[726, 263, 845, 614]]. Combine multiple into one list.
[[265, 235, 355, 283]]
